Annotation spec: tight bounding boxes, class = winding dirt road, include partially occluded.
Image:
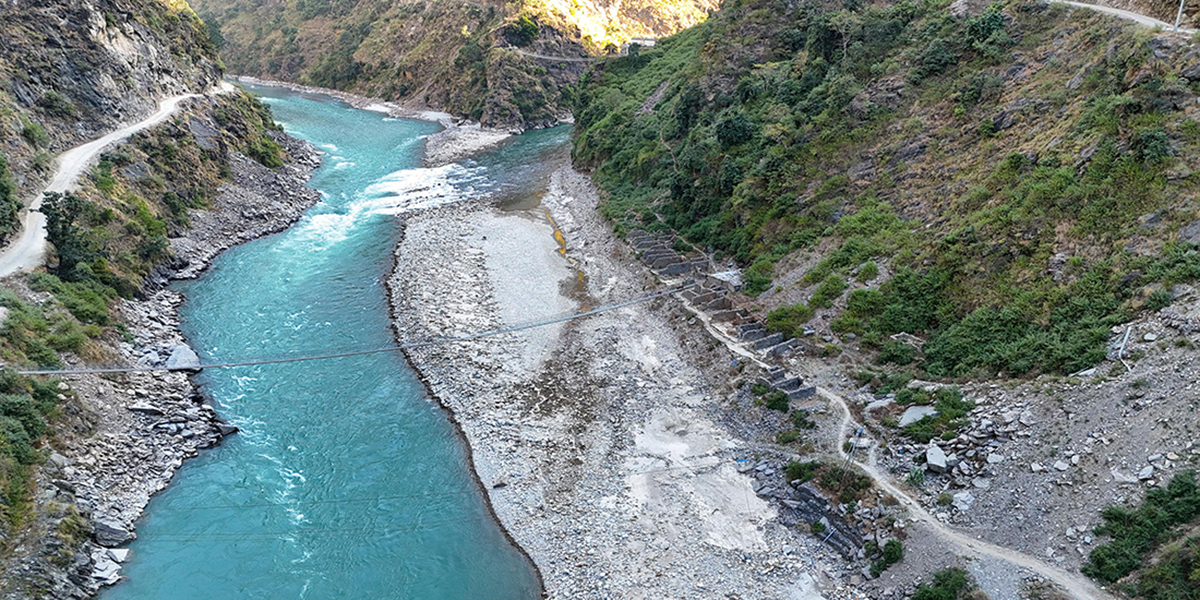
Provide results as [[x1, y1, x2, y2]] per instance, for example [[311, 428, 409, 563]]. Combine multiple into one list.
[[0, 83, 237, 278], [1061, 1, 1196, 34], [674, 290, 1115, 598], [816, 388, 1117, 600]]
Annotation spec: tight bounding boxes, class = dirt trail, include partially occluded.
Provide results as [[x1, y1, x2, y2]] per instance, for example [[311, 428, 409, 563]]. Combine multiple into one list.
[[1061, 1, 1196, 33], [0, 82, 237, 278], [671, 286, 1115, 599], [816, 388, 1117, 600]]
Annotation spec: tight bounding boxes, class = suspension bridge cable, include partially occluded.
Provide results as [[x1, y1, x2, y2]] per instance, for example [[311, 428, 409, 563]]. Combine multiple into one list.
[[17, 285, 689, 376]]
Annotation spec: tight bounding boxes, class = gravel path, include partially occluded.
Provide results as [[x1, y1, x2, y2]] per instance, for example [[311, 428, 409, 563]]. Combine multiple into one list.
[[0, 84, 238, 278]]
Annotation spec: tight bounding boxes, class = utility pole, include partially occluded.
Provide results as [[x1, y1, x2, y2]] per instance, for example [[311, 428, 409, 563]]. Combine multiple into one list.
[[1176, 0, 1187, 32]]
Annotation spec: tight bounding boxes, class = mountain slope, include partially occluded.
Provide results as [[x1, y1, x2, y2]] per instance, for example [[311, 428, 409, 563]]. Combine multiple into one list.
[[572, 0, 1200, 379], [189, 0, 717, 129], [0, 0, 222, 240]]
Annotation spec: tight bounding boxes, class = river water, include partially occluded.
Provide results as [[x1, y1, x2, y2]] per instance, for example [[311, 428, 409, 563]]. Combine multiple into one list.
[[100, 86, 567, 599]]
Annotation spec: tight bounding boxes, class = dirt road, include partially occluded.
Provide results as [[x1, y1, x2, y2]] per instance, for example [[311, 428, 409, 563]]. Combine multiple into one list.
[[0, 83, 237, 278]]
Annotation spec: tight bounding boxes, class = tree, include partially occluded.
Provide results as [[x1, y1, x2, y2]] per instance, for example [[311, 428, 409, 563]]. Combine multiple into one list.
[[0, 152, 20, 241], [37, 192, 92, 280]]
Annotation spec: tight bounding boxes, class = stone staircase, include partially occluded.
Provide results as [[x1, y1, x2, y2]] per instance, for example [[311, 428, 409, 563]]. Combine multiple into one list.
[[757, 365, 817, 403], [626, 230, 708, 277], [625, 229, 816, 396]]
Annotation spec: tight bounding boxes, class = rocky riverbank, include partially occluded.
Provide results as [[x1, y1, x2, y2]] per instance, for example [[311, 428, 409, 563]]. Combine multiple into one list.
[[388, 162, 873, 599], [0, 130, 321, 599], [231, 76, 513, 167]]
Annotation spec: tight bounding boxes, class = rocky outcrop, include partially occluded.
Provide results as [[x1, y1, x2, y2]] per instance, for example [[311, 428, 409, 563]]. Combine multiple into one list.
[[166, 131, 322, 280], [0, 0, 221, 199]]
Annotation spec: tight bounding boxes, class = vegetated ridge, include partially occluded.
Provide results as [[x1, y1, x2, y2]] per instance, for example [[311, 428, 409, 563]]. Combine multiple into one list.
[[188, 0, 718, 129], [573, 0, 1200, 380]]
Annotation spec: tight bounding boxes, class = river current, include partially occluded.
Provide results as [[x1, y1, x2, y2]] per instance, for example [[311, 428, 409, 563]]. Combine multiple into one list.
[[100, 85, 566, 599]]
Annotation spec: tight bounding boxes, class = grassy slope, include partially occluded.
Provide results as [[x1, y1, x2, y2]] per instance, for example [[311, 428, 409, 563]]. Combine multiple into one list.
[[573, 0, 1200, 378], [189, 0, 715, 129], [1084, 470, 1200, 600]]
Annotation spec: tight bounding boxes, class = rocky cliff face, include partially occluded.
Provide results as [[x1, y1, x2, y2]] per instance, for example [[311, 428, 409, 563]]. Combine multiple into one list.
[[189, 0, 715, 130], [0, 0, 221, 206]]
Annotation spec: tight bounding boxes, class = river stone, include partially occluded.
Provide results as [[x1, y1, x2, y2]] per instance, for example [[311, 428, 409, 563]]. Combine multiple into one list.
[[952, 492, 974, 511], [94, 519, 133, 547], [165, 344, 201, 371], [926, 444, 948, 473], [1139, 465, 1155, 480], [49, 452, 70, 469], [899, 405, 938, 427], [91, 549, 122, 585], [1111, 467, 1138, 483]]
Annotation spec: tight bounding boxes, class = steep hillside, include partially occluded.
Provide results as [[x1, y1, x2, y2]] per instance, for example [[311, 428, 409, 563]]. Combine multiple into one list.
[[189, 0, 716, 129], [573, 0, 1200, 379], [0, 0, 222, 241]]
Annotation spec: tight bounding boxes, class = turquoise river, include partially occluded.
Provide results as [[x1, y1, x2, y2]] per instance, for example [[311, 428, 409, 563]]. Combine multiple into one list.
[[100, 85, 568, 599]]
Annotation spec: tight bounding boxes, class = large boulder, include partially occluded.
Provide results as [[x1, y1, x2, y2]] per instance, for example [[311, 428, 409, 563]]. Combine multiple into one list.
[[165, 344, 201, 371], [926, 444, 948, 474], [93, 519, 132, 547]]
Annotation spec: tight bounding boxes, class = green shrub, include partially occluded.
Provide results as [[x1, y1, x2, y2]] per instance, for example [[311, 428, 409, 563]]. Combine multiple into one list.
[[1147, 288, 1173, 312], [903, 388, 973, 443], [506, 15, 539, 47], [38, 91, 74, 118], [28, 273, 114, 325], [1131, 128, 1171, 164], [810, 274, 848, 308], [0, 370, 64, 524], [776, 429, 799, 444], [857, 261, 879, 282], [1084, 471, 1200, 584], [906, 467, 925, 486], [38, 192, 95, 279], [93, 160, 117, 194], [0, 152, 21, 241], [810, 520, 826, 534], [764, 391, 790, 412], [248, 136, 284, 168], [743, 261, 774, 296], [792, 410, 816, 429], [785, 460, 820, 483], [766, 303, 814, 338], [870, 539, 904, 577], [878, 339, 915, 365], [21, 123, 49, 147], [751, 381, 770, 396], [1132, 534, 1200, 600], [911, 39, 959, 82], [716, 112, 756, 148], [911, 568, 973, 600]]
